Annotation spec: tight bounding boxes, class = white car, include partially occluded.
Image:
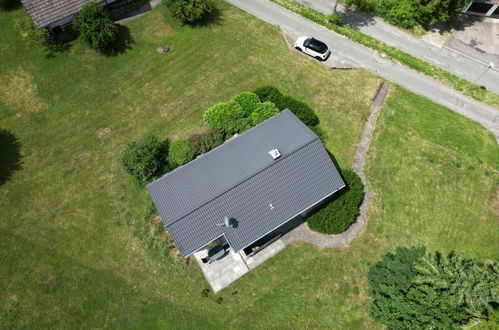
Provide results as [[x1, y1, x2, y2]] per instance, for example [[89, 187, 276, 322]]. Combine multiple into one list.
[[294, 36, 331, 61]]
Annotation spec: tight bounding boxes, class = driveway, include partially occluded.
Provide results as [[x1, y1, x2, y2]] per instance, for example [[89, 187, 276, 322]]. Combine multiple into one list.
[[445, 16, 499, 66], [226, 0, 499, 139]]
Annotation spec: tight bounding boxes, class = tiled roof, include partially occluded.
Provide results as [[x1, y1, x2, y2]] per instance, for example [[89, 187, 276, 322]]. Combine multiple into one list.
[[147, 110, 345, 257], [21, 0, 100, 28]]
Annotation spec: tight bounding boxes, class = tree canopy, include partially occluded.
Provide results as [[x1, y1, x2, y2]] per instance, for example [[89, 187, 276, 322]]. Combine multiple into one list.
[[368, 247, 498, 329], [73, 3, 118, 52]]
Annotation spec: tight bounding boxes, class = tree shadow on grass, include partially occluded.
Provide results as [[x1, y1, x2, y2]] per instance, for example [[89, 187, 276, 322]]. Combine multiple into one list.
[[0, 129, 22, 187], [0, 0, 21, 11], [100, 24, 135, 57], [190, 6, 223, 28]]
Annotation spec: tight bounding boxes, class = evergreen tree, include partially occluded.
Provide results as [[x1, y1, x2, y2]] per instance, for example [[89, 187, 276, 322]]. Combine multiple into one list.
[[414, 251, 498, 320]]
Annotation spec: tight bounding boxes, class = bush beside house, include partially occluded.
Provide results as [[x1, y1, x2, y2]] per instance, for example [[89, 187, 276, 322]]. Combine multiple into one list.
[[203, 101, 249, 135], [233, 92, 260, 115], [250, 102, 279, 125], [167, 139, 195, 169], [119, 133, 162, 185], [307, 169, 363, 234], [188, 129, 225, 156], [73, 3, 118, 52], [121, 86, 323, 184], [253, 86, 319, 127]]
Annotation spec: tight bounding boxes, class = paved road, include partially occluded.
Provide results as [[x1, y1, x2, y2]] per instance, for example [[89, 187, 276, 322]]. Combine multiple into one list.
[[226, 0, 499, 139], [297, 0, 499, 95]]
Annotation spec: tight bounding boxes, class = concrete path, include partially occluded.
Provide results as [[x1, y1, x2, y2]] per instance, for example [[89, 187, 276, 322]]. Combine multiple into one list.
[[282, 82, 390, 247], [296, 0, 499, 95], [226, 0, 499, 139]]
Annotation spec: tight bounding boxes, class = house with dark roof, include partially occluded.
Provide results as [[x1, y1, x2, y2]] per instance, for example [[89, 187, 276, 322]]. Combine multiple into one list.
[[21, 0, 121, 34], [147, 110, 345, 260]]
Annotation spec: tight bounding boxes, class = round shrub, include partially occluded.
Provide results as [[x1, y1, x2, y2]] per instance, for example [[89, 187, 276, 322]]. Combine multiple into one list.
[[119, 133, 161, 185], [250, 102, 279, 125], [307, 169, 363, 234], [253, 85, 284, 106], [167, 139, 194, 169], [165, 0, 214, 24], [188, 129, 225, 156], [232, 92, 260, 115], [203, 101, 249, 135], [279, 96, 319, 126], [73, 3, 118, 52]]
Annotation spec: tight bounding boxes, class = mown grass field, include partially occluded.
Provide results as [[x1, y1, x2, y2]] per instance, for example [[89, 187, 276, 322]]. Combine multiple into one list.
[[0, 1, 497, 328]]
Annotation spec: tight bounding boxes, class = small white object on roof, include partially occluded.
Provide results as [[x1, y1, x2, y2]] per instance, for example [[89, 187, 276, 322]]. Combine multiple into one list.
[[268, 149, 281, 160]]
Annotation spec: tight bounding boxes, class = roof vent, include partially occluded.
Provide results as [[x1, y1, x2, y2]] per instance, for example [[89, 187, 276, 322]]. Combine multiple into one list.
[[268, 149, 281, 160]]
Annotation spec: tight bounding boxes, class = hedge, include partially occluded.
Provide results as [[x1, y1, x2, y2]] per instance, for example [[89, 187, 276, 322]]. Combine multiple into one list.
[[251, 101, 280, 125], [167, 139, 194, 169], [253, 85, 284, 106], [188, 129, 225, 156], [253, 85, 319, 126], [119, 133, 161, 185], [203, 101, 249, 135], [233, 92, 260, 116], [307, 169, 363, 234]]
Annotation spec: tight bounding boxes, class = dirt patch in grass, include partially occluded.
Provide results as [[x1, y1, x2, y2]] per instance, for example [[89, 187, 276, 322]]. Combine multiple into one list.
[[0, 68, 46, 113], [96, 128, 112, 140]]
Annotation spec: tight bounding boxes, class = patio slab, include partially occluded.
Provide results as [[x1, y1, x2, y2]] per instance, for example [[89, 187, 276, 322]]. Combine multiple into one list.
[[194, 238, 287, 293]]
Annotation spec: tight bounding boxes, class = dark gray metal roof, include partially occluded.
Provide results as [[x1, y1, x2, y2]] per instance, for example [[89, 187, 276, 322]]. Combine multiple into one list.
[[147, 110, 345, 257], [21, 0, 100, 28]]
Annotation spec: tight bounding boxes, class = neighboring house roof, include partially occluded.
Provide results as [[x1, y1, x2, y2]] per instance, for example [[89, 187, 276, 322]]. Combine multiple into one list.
[[147, 110, 345, 257], [21, 0, 99, 28]]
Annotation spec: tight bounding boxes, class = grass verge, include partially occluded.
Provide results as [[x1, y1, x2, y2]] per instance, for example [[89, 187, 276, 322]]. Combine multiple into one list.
[[270, 0, 499, 109]]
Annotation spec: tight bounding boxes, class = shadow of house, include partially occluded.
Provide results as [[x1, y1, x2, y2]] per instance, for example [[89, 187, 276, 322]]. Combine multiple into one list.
[[0, 129, 22, 187]]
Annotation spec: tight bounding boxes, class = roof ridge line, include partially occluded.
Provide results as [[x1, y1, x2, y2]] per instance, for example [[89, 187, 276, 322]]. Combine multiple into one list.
[[165, 136, 320, 228]]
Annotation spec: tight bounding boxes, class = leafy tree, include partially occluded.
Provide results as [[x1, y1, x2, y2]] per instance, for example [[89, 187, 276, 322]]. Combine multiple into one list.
[[232, 92, 260, 116], [250, 101, 279, 125], [377, 0, 468, 29], [165, 0, 214, 24], [73, 3, 118, 51], [414, 251, 498, 320], [167, 139, 194, 169], [368, 247, 469, 329], [119, 133, 161, 185], [307, 169, 363, 234], [203, 101, 249, 135]]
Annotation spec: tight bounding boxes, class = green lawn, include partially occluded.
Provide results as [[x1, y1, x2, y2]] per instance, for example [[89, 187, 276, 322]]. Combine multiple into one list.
[[0, 1, 497, 328]]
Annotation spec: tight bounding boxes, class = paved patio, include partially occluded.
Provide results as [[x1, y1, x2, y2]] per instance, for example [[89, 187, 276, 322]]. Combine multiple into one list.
[[194, 238, 286, 293]]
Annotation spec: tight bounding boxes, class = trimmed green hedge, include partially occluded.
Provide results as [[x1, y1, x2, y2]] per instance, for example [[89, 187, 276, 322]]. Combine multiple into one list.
[[307, 169, 363, 234], [203, 101, 249, 135], [253, 85, 319, 126], [233, 92, 261, 116], [188, 129, 225, 156], [251, 101, 280, 125], [167, 139, 194, 169]]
